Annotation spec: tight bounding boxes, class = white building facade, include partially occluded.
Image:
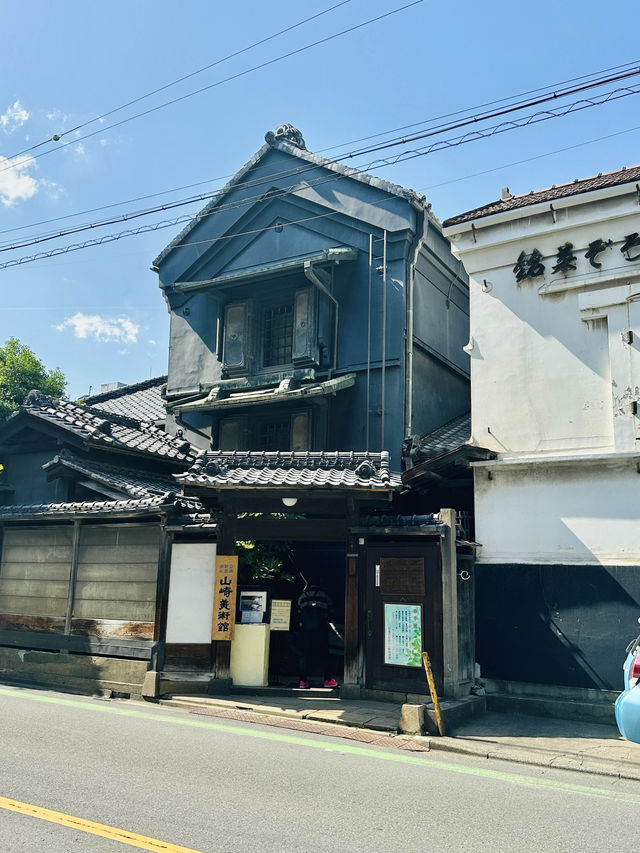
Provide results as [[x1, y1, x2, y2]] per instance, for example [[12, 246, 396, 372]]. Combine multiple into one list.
[[443, 166, 640, 690]]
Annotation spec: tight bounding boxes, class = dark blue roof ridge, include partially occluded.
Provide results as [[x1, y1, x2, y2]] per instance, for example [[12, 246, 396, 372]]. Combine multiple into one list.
[[82, 375, 167, 405], [152, 125, 426, 269]]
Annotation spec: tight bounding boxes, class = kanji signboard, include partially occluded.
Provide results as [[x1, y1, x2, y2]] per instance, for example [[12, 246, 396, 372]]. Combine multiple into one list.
[[212, 555, 238, 641]]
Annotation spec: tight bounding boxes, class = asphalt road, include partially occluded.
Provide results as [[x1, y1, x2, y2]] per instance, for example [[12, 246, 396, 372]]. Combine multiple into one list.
[[0, 683, 638, 852]]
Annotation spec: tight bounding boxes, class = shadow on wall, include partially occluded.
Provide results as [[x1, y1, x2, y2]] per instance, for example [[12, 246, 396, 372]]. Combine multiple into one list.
[[475, 563, 640, 690]]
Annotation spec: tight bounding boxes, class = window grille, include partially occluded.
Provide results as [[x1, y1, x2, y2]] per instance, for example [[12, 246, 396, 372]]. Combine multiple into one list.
[[258, 418, 290, 451], [263, 304, 293, 366]]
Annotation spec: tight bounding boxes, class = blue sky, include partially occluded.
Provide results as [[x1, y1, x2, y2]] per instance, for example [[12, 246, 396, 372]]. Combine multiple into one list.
[[1, 0, 639, 399]]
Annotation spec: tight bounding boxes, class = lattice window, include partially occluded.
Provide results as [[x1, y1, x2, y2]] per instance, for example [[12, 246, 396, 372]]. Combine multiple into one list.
[[258, 418, 290, 451], [263, 303, 293, 367]]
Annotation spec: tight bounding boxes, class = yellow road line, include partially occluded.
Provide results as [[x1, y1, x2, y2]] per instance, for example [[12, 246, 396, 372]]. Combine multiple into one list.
[[0, 796, 204, 853]]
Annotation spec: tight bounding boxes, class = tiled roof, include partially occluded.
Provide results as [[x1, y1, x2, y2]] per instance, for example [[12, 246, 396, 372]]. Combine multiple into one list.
[[0, 491, 206, 521], [0, 494, 175, 520], [83, 376, 167, 423], [43, 450, 179, 498], [443, 164, 640, 228], [177, 450, 402, 491], [16, 390, 193, 465], [415, 413, 471, 459]]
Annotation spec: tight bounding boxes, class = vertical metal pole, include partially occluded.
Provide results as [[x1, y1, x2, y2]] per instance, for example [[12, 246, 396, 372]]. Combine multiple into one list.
[[64, 520, 81, 636], [381, 230, 387, 452], [366, 234, 372, 452]]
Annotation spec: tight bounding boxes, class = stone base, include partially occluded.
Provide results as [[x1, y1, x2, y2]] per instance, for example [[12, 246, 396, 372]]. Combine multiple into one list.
[[399, 695, 486, 736], [0, 647, 147, 698]]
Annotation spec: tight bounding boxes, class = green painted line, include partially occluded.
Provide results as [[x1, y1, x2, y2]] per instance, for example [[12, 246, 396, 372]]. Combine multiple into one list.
[[2, 685, 639, 804]]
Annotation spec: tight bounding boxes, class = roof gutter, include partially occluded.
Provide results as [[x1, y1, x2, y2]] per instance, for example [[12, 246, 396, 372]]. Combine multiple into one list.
[[405, 202, 430, 439], [303, 260, 339, 380]]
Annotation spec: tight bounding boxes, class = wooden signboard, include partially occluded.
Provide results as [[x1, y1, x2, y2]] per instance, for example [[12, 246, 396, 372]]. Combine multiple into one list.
[[212, 555, 238, 641]]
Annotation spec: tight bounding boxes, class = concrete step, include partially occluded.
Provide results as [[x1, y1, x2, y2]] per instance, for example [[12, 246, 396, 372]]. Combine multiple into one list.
[[486, 691, 616, 726], [158, 671, 216, 696]]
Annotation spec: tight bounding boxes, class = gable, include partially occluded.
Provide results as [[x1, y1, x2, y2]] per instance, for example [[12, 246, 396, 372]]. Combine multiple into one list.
[[156, 139, 420, 288]]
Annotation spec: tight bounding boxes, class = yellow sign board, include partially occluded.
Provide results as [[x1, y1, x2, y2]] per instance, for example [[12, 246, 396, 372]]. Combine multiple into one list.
[[212, 555, 238, 641]]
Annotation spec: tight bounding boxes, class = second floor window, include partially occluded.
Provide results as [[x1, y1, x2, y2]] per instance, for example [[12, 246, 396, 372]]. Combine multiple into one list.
[[263, 303, 293, 367], [222, 283, 329, 378]]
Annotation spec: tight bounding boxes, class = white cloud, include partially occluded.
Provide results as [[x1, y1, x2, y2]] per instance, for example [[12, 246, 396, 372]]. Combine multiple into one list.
[[0, 153, 38, 206], [46, 108, 69, 123], [54, 313, 140, 345], [1, 101, 29, 133], [39, 178, 64, 201], [148, 339, 157, 346], [74, 142, 86, 156]]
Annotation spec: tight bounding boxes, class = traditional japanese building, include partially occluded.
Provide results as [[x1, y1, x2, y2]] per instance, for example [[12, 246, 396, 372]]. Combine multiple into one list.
[[0, 381, 208, 696], [152, 124, 475, 700], [443, 164, 640, 700]]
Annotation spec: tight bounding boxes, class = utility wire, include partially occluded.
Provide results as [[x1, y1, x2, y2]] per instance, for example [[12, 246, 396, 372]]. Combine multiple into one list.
[[319, 58, 640, 152], [2, 82, 638, 272], [3, 68, 640, 255], [2, 55, 638, 241], [4, 1, 353, 164], [6, 118, 640, 281], [0, 1, 422, 178]]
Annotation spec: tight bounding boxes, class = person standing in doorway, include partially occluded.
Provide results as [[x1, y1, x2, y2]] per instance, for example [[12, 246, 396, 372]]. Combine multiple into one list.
[[297, 578, 339, 689]]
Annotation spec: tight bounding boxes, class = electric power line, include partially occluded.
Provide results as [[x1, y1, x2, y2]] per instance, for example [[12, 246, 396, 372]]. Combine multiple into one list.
[[2, 81, 638, 272], [2, 55, 638, 243], [0, 0, 422, 179], [3, 68, 640, 256], [5, 118, 640, 283], [3, 1, 354, 164]]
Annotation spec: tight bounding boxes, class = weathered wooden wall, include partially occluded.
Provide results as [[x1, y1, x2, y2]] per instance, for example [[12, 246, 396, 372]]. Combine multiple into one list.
[[0, 523, 161, 642]]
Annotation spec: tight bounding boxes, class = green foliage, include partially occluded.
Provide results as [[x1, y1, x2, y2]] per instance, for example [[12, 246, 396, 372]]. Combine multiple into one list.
[[407, 625, 423, 667], [0, 337, 67, 424], [236, 539, 296, 585]]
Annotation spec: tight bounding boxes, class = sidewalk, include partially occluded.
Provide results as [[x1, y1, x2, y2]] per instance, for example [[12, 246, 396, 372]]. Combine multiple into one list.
[[159, 691, 640, 780]]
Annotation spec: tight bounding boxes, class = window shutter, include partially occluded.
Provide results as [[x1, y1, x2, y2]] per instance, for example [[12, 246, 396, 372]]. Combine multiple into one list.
[[292, 287, 319, 367], [290, 410, 311, 451], [218, 416, 249, 451], [222, 301, 252, 377]]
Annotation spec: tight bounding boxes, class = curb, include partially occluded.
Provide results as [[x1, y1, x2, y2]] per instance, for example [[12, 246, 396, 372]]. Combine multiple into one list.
[[159, 696, 640, 781], [416, 735, 640, 781]]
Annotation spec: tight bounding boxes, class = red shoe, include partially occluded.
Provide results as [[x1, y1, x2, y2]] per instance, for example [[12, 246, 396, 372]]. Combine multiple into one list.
[[299, 680, 309, 689], [323, 678, 339, 688]]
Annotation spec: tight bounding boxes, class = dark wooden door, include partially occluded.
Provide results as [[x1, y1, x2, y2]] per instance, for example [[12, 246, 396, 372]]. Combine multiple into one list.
[[364, 543, 443, 694]]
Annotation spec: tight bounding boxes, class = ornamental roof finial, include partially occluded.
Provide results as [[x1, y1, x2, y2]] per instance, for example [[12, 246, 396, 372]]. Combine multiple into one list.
[[265, 123, 306, 150]]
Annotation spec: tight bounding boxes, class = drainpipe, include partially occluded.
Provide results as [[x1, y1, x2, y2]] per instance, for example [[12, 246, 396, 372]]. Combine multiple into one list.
[[303, 260, 339, 379], [405, 204, 430, 439]]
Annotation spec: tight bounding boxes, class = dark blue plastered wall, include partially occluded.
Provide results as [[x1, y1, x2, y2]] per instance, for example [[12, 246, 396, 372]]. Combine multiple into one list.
[[475, 563, 640, 690]]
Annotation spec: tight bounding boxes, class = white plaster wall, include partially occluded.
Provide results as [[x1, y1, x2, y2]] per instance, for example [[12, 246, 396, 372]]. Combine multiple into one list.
[[444, 184, 640, 566], [166, 542, 217, 643], [446, 189, 640, 457], [474, 460, 640, 565]]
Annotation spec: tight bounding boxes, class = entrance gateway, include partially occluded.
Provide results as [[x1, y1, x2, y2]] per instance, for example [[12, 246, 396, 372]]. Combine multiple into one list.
[[161, 451, 473, 701]]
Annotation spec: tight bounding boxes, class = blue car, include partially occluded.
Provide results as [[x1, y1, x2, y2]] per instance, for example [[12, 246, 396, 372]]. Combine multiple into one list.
[[615, 624, 640, 744]]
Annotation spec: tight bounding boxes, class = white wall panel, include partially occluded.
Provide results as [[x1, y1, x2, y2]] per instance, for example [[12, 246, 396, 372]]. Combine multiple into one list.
[[166, 543, 216, 643]]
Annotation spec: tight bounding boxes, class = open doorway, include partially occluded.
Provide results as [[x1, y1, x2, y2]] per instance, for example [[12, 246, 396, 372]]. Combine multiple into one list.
[[237, 539, 345, 687]]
